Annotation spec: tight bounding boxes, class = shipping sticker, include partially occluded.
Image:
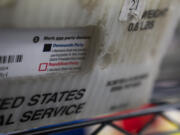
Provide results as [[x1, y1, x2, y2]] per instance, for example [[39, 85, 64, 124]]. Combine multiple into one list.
[[0, 27, 94, 79]]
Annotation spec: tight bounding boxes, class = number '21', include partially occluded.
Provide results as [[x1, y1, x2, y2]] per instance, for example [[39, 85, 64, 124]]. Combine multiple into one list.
[[129, 0, 139, 10]]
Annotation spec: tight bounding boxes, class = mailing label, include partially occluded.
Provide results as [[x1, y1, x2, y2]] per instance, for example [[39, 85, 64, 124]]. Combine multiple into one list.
[[0, 27, 94, 78]]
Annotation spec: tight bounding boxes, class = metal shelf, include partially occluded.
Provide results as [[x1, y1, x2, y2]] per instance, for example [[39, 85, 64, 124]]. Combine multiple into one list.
[[10, 103, 180, 135]]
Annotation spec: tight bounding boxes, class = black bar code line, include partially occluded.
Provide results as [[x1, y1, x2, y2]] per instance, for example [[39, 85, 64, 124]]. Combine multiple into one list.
[[0, 55, 23, 64], [16, 55, 23, 63]]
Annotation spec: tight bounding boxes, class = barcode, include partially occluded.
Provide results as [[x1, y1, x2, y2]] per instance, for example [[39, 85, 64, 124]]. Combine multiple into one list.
[[0, 55, 23, 64]]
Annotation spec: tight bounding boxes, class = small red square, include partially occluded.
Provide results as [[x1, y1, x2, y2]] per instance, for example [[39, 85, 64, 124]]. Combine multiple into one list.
[[39, 63, 48, 71]]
